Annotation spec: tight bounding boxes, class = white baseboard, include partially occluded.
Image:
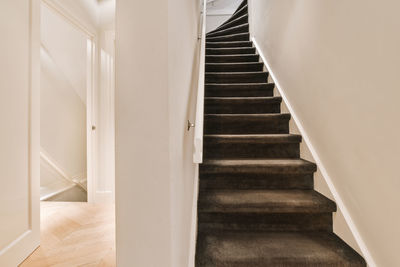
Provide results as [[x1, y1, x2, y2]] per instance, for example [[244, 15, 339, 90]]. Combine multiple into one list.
[[188, 165, 200, 267], [252, 37, 376, 267]]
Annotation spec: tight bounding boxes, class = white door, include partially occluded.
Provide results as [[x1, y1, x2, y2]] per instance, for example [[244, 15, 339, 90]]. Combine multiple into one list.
[[0, 0, 41, 266]]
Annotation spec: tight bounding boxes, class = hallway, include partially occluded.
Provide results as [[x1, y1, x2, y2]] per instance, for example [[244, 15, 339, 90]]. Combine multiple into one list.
[[20, 202, 115, 267]]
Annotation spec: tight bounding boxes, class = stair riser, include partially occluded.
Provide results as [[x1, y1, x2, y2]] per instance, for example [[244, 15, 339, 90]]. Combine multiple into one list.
[[205, 73, 268, 83], [205, 84, 274, 97], [206, 47, 256, 55], [199, 173, 314, 190], [198, 213, 332, 232], [205, 100, 280, 114], [207, 24, 249, 38], [204, 116, 290, 134], [204, 143, 299, 159], [207, 33, 250, 42], [210, 15, 248, 34], [206, 55, 259, 63], [206, 63, 263, 72], [206, 41, 253, 48]]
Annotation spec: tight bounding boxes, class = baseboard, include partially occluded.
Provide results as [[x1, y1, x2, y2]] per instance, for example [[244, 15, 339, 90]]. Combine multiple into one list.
[[252, 37, 376, 267], [40, 148, 87, 192], [188, 165, 200, 267], [40, 184, 76, 201]]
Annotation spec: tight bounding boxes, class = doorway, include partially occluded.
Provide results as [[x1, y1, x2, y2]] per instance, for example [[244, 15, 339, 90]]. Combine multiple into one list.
[[39, 1, 95, 202], [21, 0, 116, 266]]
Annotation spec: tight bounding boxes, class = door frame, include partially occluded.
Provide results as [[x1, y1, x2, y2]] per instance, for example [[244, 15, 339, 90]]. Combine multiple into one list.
[[41, 0, 98, 203]]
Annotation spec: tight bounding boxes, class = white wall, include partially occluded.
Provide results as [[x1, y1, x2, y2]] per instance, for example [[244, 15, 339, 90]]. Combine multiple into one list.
[[116, 0, 171, 266], [249, 0, 400, 266], [116, 0, 200, 266], [168, 0, 200, 266], [206, 0, 241, 32], [40, 4, 88, 187]]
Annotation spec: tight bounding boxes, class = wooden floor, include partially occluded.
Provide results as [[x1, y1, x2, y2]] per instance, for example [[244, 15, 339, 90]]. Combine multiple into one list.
[[20, 202, 116, 267]]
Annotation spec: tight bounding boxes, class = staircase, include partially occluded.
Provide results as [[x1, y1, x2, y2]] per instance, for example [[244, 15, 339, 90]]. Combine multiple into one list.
[[195, 1, 366, 266]]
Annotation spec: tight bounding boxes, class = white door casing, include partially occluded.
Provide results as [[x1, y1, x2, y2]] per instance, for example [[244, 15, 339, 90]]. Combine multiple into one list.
[[0, 0, 41, 266]]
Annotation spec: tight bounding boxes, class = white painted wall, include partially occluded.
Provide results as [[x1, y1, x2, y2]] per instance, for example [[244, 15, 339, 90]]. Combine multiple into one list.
[[249, 0, 400, 266], [116, 0, 200, 266], [116, 0, 171, 266], [40, 4, 88, 195], [206, 0, 241, 32], [168, 0, 200, 266]]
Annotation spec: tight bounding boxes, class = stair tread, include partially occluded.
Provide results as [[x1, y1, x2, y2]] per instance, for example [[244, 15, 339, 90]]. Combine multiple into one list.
[[206, 41, 252, 46], [199, 189, 336, 213], [206, 82, 271, 85], [206, 54, 257, 57], [206, 71, 265, 74], [203, 158, 315, 168], [205, 113, 290, 117], [206, 47, 252, 51], [207, 32, 250, 41], [207, 23, 249, 37], [205, 96, 280, 100], [196, 232, 366, 267], [204, 134, 301, 143]]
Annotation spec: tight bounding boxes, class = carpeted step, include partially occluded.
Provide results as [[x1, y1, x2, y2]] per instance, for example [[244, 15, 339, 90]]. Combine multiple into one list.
[[207, 15, 248, 35], [200, 159, 317, 175], [198, 189, 335, 232], [196, 232, 366, 267], [205, 83, 274, 97], [204, 96, 281, 114], [206, 62, 263, 72], [207, 32, 250, 42], [206, 41, 253, 48], [203, 134, 300, 159], [198, 189, 336, 213], [200, 172, 313, 190], [206, 47, 256, 55], [199, 212, 333, 233], [205, 72, 268, 83], [204, 114, 290, 134], [207, 23, 249, 38], [206, 54, 259, 63]]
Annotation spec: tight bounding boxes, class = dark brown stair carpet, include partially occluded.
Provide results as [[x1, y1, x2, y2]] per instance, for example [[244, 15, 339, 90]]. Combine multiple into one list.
[[206, 41, 253, 48], [195, 0, 366, 266], [196, 232, 366, 267], [207, 23, 249, 38]]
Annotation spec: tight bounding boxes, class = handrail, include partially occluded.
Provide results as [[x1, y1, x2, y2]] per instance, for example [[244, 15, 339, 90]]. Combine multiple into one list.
[[193, 0, 207, 164]]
